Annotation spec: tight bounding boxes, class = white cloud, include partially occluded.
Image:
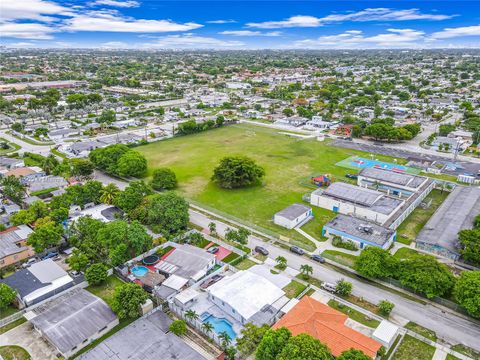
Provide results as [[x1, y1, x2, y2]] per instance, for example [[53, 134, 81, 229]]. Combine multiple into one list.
[[294, 28, 426, 48], [247, 8, 454, 29], [62, 11, 203, 32], [0, 22, 56, 39], [90, 0, 140, 7], [100, 41, 129, 48], [247, 15, 322, 29], [142, 34, 244, 48], [431, 25, 480, 39], [219, 30, 281, 37], [0, 0, 74, 22], [8, 42, 36, 47], [207, 19, 236, 24]]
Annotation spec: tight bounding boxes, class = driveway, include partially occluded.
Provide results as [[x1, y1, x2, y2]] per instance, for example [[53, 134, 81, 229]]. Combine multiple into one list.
[[0, 322, 57, 359]]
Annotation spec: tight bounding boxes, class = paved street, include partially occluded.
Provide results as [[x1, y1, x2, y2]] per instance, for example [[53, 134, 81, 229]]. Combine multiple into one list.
[[189, 209, 480, 351], [0, 130, 53, 156]]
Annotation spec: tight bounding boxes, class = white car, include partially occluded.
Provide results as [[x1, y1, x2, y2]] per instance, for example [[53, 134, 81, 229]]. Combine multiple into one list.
[[321, 282, 336, 293], [22, 258, 37, 268]]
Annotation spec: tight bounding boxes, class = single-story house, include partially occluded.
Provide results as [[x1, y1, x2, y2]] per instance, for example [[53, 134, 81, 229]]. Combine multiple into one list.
[[323, 214, 396, 250], [0, 157, 24, 169], [207, 271, 288, 326], [273, 203, 313, 229], [27, 289, 118, 359], [155, 244, 216, 283], [0, 259, 74, 308], [273, 296, 382, 358], [0, 225, 34, 268], [24, 175, 68, 194], [69, 204, 123, 223], [78, 310, 206, 360]]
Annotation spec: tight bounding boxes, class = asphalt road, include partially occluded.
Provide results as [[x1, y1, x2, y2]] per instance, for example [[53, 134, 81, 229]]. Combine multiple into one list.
[[189, 209, 480, 351]]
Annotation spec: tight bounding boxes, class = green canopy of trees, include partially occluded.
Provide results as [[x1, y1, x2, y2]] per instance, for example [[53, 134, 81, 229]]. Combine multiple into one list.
[[212, 156, 265, 189], [111, 283, 148, 319], [89, 144, 147, 177], [151, 168, 177, 191], [454, 271, 480, 318]]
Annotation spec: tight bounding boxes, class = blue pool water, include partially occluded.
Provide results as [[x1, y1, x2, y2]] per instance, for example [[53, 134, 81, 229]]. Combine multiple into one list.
[[202, 313, 236, 339], [131, 265, 148, 277], [350, 157, 407, 172]]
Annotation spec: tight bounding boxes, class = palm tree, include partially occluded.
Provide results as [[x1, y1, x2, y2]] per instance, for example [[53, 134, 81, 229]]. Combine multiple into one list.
[[201, 321, 214, 335], [41, 154, 59, 175], [100, 183, 120, 205], [185, 309, 199, 324], [218, 331, 232, 349], [275, 256, 287, 270], [300, 264, 313, 279]]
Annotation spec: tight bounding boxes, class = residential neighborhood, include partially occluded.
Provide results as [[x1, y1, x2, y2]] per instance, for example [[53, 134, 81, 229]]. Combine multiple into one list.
[[1, 3, 480, 359]]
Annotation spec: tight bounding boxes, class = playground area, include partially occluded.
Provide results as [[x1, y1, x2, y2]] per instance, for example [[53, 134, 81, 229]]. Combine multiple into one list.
[[336, 156, 421, 174]]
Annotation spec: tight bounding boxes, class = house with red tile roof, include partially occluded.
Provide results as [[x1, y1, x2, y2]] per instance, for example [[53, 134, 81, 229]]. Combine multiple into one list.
[[273, 296, 382, 358]]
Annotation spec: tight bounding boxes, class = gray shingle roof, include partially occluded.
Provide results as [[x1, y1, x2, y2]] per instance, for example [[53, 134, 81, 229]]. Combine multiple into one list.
[[275, 203, 311, 221]]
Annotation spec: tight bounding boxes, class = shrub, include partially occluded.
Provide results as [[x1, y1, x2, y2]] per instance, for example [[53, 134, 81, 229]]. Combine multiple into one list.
[[85, 263, 108, 285], [378, 300, 395, 316], [151, 168, 177, 191], [332, 236, 358, 251], [169, 320, 187, 336]]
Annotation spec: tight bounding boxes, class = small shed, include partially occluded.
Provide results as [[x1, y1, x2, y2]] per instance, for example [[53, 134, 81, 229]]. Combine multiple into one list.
[[372, 320, 399, 348], [273, 203, 313, 229]]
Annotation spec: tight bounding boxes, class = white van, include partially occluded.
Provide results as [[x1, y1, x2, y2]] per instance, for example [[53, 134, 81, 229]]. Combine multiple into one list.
[[321, 282, 336, 293]]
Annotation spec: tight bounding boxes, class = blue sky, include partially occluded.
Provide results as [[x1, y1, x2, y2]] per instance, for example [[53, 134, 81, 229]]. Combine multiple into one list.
[[1, 0, 479, 49]]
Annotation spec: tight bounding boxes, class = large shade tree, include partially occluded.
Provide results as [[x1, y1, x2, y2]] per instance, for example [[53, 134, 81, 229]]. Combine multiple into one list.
[[212, 156, 265, 189]]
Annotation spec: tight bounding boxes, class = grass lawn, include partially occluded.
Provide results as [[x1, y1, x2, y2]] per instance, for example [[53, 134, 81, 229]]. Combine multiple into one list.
[[446, 355, 460, 360], [0, 306, 19, 320], [222, 252, 241, 263], [393, 335, 435, 360], [234, 258, 256, 270], [450, 344, 480, 359], [327, 299, 380, 328], [0, 317, 26, 335], [300, 207, 333, 241], [137, 124, 399, 250], [405, 322, 437, 342], [395, 189, 449, 245], [393, 247, 421, 261], [283, 280, 307, 299], [321, 249, 358, 267], [86, 275, 125, 307], [0, 138, 21, 155], [0, 346, 31, 360]]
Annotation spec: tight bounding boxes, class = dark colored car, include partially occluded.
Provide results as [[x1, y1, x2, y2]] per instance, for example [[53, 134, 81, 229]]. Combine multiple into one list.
[[200, 274, 224, 289], [311, 254, 326, 263], [345, 173, 358, 180], [290, 246, 305, 255], [255, 246, 269, 256], [42, 252, 59, 260], [207, 246, 219, 254]]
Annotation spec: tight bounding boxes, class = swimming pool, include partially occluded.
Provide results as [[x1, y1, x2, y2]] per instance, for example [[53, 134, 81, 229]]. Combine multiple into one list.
[[201, 313, 236, 340], [131, 265, 149, 277]]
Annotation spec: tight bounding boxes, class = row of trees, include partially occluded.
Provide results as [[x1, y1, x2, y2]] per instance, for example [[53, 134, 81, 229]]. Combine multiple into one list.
[[89, 144, 147, 177], [458, 214, 480, 266], [355, 247, 480, 318], [177, 115, 225, 135]]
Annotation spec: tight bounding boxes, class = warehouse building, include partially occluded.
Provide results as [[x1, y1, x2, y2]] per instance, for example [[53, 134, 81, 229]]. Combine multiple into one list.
[[416, 186, 480, 260]]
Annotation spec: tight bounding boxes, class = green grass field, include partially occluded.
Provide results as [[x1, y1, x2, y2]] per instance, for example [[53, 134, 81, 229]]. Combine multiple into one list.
[[327, 299, 380, 328], [393, 248, 421, 261], [282, 280, 307, 299], [395, 189, 449, 245], [86, 275, 125, 307], [137, 124, 398, 249], [0, 346, 31, 360], [393, 335, 435, 360], [405, 322, 437, 342]]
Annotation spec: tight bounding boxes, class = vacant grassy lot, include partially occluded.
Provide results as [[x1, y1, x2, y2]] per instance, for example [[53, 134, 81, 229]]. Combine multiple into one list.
[[393, 248, 421, 261], [405, 322, 437, 342], [137, 124, 397, 249], [283, 280, 307, 299], [393, 335, 435, 360], [396, 189, 449, 245], [0, 346, 31, 360], [86, 275, 125, 307], [322, 249, 358, 267], [327, 299, 380, 328]]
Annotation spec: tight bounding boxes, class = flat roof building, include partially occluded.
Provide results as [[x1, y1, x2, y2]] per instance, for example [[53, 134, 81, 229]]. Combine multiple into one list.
[[27, 289, 118, 359], [273, 203, 312, 229], [323, 215, 396, 250], [311, 182, 404, 226], [358, 167, 429, 196], [416, 186, 480, 260]]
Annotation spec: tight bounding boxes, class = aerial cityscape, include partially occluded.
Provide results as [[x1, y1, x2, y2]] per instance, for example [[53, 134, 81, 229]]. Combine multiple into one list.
[[0, 1, 480, 360]]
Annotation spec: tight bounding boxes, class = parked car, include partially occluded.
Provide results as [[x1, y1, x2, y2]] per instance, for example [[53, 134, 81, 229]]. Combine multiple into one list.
[[255, 246, 269, 256], [200, 274, 224, 289], [42, 252, 59, 261], [207, 246, 219, 254], [311, 254, 326, 263], [289, 246, 305, 255], [321, 282, 337, 293], [345, 173, 358, 180], [69, 270, 82, 277], [22, 258, 37, 268]]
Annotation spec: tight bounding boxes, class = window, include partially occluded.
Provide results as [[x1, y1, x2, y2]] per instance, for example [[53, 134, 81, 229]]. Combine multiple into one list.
[[232, 309, 235, 314]]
